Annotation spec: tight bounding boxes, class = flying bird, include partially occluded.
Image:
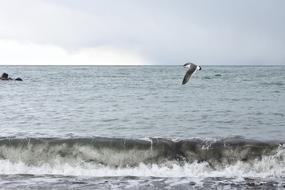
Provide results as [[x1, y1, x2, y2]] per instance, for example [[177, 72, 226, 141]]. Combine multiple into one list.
[[182, 63, 202, 85]]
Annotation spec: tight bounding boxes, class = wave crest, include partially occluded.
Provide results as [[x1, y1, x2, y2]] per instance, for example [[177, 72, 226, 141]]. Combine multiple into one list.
[[0, 137, 283, 168]]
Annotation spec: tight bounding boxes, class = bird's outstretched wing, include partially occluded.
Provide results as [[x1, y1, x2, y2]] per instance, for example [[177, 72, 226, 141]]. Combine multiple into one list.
[[182, 63, 197, 85], [183, 62, 191, 67]]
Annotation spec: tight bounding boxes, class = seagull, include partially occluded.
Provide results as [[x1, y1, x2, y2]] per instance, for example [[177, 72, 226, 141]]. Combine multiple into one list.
[[182, 63, 202, 85]]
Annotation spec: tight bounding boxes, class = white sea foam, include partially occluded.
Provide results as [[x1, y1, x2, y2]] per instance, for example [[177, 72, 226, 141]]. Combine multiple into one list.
[[0, 148, 283, 181]]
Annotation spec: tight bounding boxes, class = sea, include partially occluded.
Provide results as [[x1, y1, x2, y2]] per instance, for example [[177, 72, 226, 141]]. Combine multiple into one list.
[[0, 65, 284, 189]]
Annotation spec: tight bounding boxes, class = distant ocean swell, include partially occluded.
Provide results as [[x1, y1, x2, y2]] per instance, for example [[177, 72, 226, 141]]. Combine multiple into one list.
[[0, 137, 284, 179]]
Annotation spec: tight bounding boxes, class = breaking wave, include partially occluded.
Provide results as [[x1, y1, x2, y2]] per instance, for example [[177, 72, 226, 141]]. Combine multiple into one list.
[[0, 137, 284, 178]]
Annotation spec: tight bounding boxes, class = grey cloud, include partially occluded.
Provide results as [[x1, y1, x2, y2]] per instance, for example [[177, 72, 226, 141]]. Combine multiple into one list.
[[0, 0, 284, 64]]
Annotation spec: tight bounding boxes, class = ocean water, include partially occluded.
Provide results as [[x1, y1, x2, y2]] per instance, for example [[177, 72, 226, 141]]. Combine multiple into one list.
[[0, 65, 284, 189]]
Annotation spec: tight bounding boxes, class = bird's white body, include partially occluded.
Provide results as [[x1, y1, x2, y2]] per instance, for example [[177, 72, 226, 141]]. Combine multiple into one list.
[[194, 65, 201, 73]]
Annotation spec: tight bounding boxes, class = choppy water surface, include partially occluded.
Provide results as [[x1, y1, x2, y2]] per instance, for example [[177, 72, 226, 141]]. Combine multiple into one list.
[[0, 65, 284, 189]]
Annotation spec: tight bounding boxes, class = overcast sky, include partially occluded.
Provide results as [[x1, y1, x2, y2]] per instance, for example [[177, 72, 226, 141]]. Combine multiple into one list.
[[0, 0, 284, 65]]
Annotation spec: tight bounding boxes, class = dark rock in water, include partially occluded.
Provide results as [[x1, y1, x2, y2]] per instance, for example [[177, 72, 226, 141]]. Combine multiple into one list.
[[189, 182, 196, 186], [1, 73, 8, 79], [246, 182, 256, 186], [1, 73, 23, 81], [15, 77, 23, 81], [0, 72, 12, 80], [215, 74, 222, 77]]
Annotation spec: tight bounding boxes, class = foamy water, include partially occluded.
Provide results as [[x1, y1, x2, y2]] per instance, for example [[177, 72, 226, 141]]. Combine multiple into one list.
[[0, 148, 284, 178], [0, 65, 284, 189]]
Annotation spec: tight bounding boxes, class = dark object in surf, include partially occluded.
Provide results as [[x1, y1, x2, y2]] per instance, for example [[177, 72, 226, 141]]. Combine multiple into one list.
[[1, 73, 23, 81], [15, 77, 23, 81], [0, 73, 10, 80]]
